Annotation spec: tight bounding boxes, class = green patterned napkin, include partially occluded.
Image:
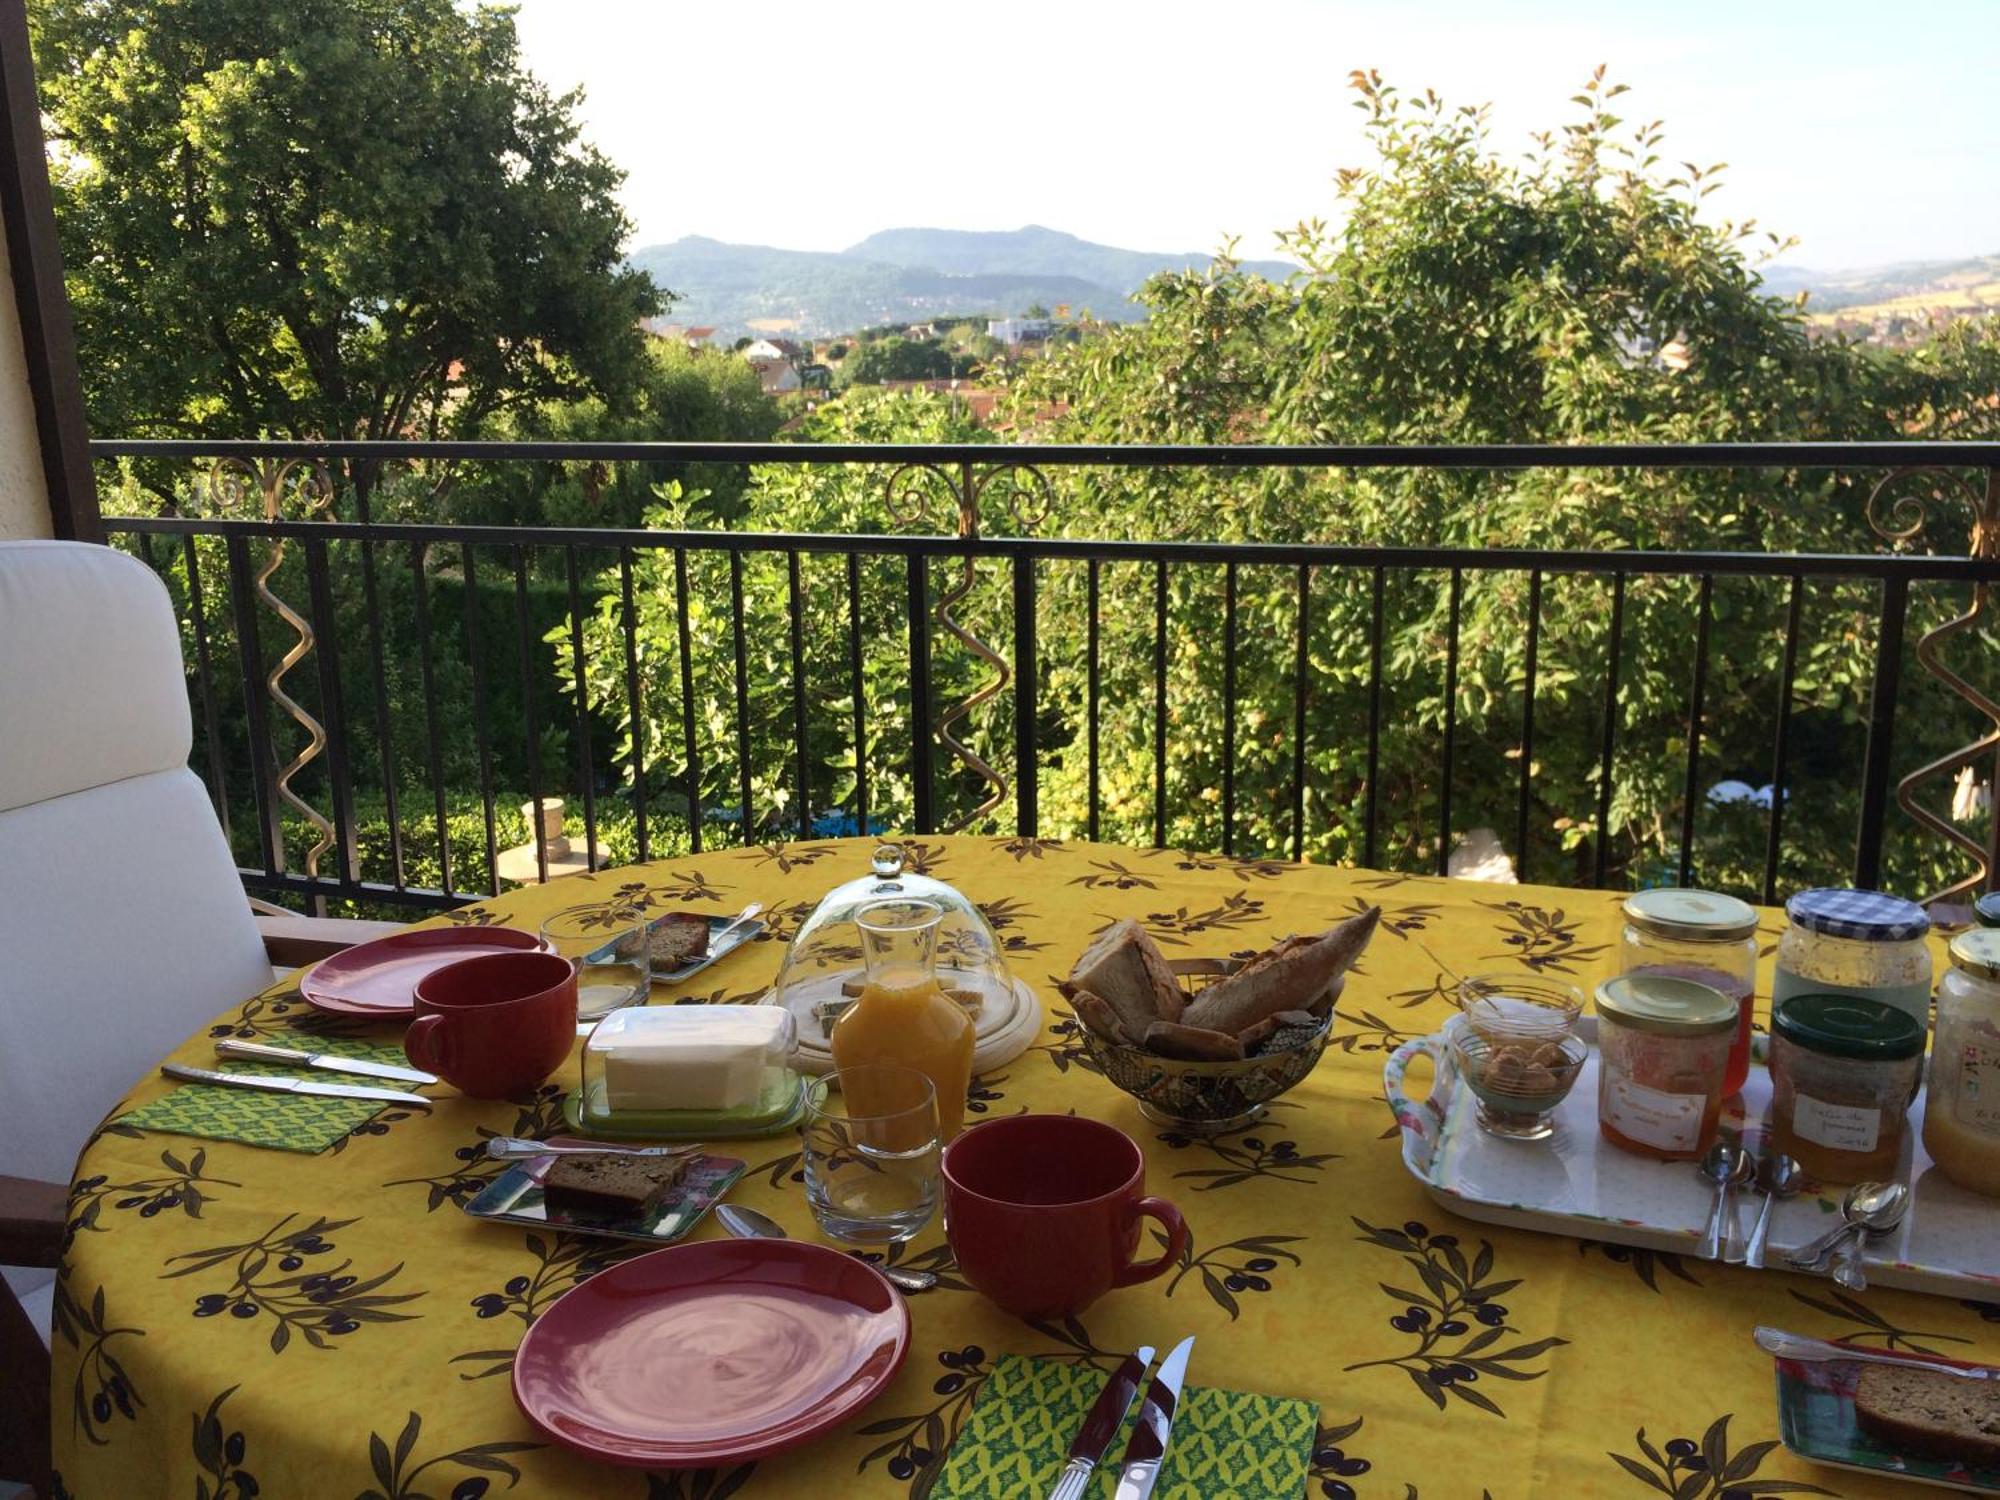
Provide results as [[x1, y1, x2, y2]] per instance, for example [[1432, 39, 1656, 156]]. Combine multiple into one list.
[[114, 1039, 426, 1153], [930, 1354, 1317, 1500]]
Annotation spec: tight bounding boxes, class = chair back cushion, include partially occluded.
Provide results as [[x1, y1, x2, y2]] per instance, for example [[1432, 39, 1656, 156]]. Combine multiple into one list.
[[0, 542, 271, 1202]]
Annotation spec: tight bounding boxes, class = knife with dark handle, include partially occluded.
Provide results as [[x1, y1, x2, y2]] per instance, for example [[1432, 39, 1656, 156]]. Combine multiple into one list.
[[1112, 1336, 1194, 1500], [214, 1039, 438, 1086], [1755, 1326, 1998, 1379], [161, 1063, 433, 1110], [1046, 1346, 1155, 1500]]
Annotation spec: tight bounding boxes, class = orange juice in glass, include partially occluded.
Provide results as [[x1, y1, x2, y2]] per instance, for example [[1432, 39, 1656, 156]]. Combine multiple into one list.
[[831, 898, 975, 1139]]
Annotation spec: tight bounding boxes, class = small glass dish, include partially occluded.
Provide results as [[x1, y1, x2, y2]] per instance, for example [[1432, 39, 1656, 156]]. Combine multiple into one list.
[[1458, 973, 1585, 1045], [1448, 1022, 1588, 1141]]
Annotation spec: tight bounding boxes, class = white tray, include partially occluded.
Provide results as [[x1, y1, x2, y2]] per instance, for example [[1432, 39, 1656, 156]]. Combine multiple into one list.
[[1384, 1016, 2000, 1300]]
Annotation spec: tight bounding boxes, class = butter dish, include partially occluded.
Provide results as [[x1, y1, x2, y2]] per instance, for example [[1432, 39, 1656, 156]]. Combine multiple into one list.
[[569, 1005, 805, 1139]]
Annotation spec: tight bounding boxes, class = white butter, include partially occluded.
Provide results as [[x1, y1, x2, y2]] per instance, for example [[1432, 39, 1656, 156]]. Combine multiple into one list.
[[588, 1005, 795, 1112]]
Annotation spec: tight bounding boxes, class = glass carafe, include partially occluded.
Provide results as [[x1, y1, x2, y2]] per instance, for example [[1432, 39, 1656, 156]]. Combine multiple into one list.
[[830, 897, 977, 1139]]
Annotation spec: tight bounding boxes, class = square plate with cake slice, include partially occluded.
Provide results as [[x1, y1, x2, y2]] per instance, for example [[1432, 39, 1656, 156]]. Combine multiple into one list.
[[463, 1136, 746, 1244], [642, 910, 766, 983], [1772, 1342, 2000, 1492]]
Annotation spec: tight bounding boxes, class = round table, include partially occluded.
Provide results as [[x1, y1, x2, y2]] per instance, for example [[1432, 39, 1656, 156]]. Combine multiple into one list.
[[51, 836, 1998, 1498]]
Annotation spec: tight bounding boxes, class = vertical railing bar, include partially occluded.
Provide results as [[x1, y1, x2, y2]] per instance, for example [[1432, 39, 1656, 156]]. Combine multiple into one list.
[[302, 533, 358, 890], [1153, 559, 1168, 850], [847, 551, 869, 840], [1290, 562, 1310, 864], [730, 550, 754, 845], [224, 535, 283, 877], [356, 531, 403, 889], [1363, 565, 1385, 869], [1013, 554, 1038, 838], [1677, 573, 1715, 889], [1515, 569, 1542, 885], [1436, 567, 1463, 878], [460, 543, 499, 893], [1593, 572, 1626, 888], [562, 546, 600, 871], [673, 547, 701, 854], [1221, 560, 1237, 857], [1761, 574, 1804, 904], [619, 548, 649, 864], [408, 542, 452, 897], [908, 554, 934, 835], [788, 550, 811, 840], [181, 534, 232, 840], [1087, 557, 1101, 843], [1854, 573, 1909, 889], [513, 545, 547, 884]]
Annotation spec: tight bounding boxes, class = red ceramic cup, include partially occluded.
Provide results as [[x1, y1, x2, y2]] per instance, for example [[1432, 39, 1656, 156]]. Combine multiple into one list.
[[406, 951, 578, 1100], [941, 1114, 1188, 1320]]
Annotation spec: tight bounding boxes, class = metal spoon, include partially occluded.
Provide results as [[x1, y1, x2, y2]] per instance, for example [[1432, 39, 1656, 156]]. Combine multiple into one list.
[[1722, 1146, 1757, 1263], [1697, 1141, 1741, 1261], [1784, 1181, 1909, 1278], [1744, 1153, 1804, 1270], [714, 1203, 937, 1293], [484, 1137, 703, 1161]]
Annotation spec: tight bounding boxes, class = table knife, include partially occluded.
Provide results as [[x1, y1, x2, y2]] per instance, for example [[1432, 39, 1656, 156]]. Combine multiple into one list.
[[1045, 1345, 1155, 1500], [214, 1038, 437, 1086], [161, 1062, 433, 1110], [1754, 1326, 1998, 1380], [1112, 1335, 1194, 1500]]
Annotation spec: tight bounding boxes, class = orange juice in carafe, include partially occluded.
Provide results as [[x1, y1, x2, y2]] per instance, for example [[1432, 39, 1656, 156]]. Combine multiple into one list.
[[831, 898, 975, 1138]]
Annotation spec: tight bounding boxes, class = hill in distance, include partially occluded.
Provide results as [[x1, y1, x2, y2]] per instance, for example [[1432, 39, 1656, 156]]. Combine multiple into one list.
[[1761, 252, 2000, 322], [627, 225, 1295, 339]]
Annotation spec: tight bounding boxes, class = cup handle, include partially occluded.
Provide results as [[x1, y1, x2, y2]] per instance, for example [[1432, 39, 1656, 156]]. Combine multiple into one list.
[[404, 1014, 448, 1077], [1383, 1035, 1449, 1174], [1113, 1197, 1189, 1288]]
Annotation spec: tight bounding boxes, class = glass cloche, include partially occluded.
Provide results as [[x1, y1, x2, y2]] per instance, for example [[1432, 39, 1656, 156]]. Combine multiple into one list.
[[767, 843, 1040, 1075]]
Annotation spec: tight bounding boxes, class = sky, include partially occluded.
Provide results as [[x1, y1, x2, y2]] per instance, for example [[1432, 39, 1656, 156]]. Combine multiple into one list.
[[510, 0, 2000, 272]]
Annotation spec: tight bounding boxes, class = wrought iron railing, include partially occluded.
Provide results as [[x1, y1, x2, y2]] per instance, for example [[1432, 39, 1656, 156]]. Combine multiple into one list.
[[92, 439, 2000, 915]]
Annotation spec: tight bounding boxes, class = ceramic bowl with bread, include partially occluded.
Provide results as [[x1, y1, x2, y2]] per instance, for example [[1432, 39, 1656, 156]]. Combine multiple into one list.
[[1061, 908, 1379, 1132]]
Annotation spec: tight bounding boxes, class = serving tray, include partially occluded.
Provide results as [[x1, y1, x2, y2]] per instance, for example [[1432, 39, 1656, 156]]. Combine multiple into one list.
[[1384, 1017, 2000, 1300]]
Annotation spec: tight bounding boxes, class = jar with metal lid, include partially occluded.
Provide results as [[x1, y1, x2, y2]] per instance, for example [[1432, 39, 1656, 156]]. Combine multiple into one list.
[[1975, 891, 2000, 928], [1773, 888, 1932, 1027], [1594, 975, 1737, 1162], [1768, 994, 1924, 1184], [1923, 928, 2000, 1197], [1621, 888, 1760, 1095]]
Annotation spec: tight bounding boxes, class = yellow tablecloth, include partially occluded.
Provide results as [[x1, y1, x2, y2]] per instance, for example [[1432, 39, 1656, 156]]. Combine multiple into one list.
[[50, 836, 2000, 1499]]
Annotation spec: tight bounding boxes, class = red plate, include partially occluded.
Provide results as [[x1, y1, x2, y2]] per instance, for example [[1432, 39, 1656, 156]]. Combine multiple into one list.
[[512, 1238, 910, 1467], [299, 926, 545, 1017]]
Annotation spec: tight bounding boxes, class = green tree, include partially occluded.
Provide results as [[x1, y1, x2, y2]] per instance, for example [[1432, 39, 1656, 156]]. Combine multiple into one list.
[[35, 0, 660, 459], [842, 336, 955, 385]]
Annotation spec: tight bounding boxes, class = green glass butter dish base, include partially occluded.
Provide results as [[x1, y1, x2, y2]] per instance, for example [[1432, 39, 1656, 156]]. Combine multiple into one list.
[[562, 1065, 808, 1140]]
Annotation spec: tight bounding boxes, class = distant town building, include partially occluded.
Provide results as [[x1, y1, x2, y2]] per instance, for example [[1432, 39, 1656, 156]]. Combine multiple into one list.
[[987, 317, 1051, 345], [748, 358, 801, 394], [879, 379, 1002, 424], [641, 319, 716, 349]]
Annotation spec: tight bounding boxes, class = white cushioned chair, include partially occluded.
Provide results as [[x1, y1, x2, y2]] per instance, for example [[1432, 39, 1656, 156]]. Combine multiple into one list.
[[0, 541, 398, 1497]]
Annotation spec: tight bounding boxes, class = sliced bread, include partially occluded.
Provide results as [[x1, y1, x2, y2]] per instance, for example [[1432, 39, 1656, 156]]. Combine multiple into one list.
[[1060, 918, 1183, 1033], [1852, 1362, 2000, 1468]]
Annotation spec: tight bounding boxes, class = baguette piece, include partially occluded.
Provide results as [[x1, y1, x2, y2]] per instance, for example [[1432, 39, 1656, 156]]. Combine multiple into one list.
[[1060, 919, 1184, 1033], [1143, 1020, 1244, 1062], [1071, 991, 1136, 1047], [1179, 907, 1380, 1035], [1853, 1363, 2000, 1467]]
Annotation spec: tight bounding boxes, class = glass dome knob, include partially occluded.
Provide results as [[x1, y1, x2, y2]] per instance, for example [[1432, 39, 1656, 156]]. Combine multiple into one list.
[[871, 843, 907, 879]]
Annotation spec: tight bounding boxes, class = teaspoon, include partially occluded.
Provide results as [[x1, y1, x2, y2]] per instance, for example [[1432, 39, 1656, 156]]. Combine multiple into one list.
[[1697, 1141, 1741, 1261], [1743, 1153, 1803, 1270], [714, 1203, 937, 1293], [1785, 1181, 1908, 1278]]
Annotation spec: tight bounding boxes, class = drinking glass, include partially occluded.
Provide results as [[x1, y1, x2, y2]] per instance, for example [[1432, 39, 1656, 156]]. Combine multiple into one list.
[[539, 905, 651, 1020], [801, 1063, 941, 1246]]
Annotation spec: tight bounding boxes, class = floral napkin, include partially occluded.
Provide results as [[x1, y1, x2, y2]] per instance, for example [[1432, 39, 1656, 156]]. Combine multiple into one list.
[[930, 1353, 1318, 1500], [113, 1039, 427, 1153]]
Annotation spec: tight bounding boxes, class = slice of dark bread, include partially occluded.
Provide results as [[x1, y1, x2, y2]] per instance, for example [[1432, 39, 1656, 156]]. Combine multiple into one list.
[[541, 1154, 688, 1220], [1853, 1362, 2000, 1468], [648, 913, 710, 969]]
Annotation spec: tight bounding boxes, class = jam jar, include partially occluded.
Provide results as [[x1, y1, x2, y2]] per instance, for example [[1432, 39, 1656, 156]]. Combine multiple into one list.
[[1768, 994, 1924, 1183], [1923, 928, 2000, 1197], [1621, 888, 1760, 1095], [1594, 975, 1737, 1161], [1773, 888, 1932, 1027]]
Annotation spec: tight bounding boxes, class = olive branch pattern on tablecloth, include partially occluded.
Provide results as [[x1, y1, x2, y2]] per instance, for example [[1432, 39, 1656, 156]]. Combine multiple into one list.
[[190, 1386, 256, 1500], [66, 1147, 239, 1242], [1162, 1228, 1304, 1319], [381, 1085, 569, 1211], [161, 1214, 423, 1352], [451, 1230, 639, 1380], [1309, 1416, 1375, 1500], [1478, 900, 1608, 973], [355, 1411, 538, 1500], [646, 1465, 758, 1500], [51, 1279, 144, 1446], [1343, 1218, 1565, 1416], [1577, 1240, 1704, 1294], [1787, 1286, 1975, 1355], [1068, 860, 1157, 892], [1607, 1414, 1833, 1497], [1156, 1116, 1337, 1189]]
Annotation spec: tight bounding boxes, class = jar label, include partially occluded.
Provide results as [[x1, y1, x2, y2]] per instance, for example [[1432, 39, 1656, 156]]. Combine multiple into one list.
[[1792, 1092, 1882, 1153], [1603, 1076, 1705, 1153], [1954, 1043, 2000, 1137]]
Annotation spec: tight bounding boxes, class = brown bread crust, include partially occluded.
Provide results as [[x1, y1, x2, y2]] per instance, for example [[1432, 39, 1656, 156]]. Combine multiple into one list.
[[1852, 1363, 2000, 1467], [1179, 907, 1380, 1035]]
